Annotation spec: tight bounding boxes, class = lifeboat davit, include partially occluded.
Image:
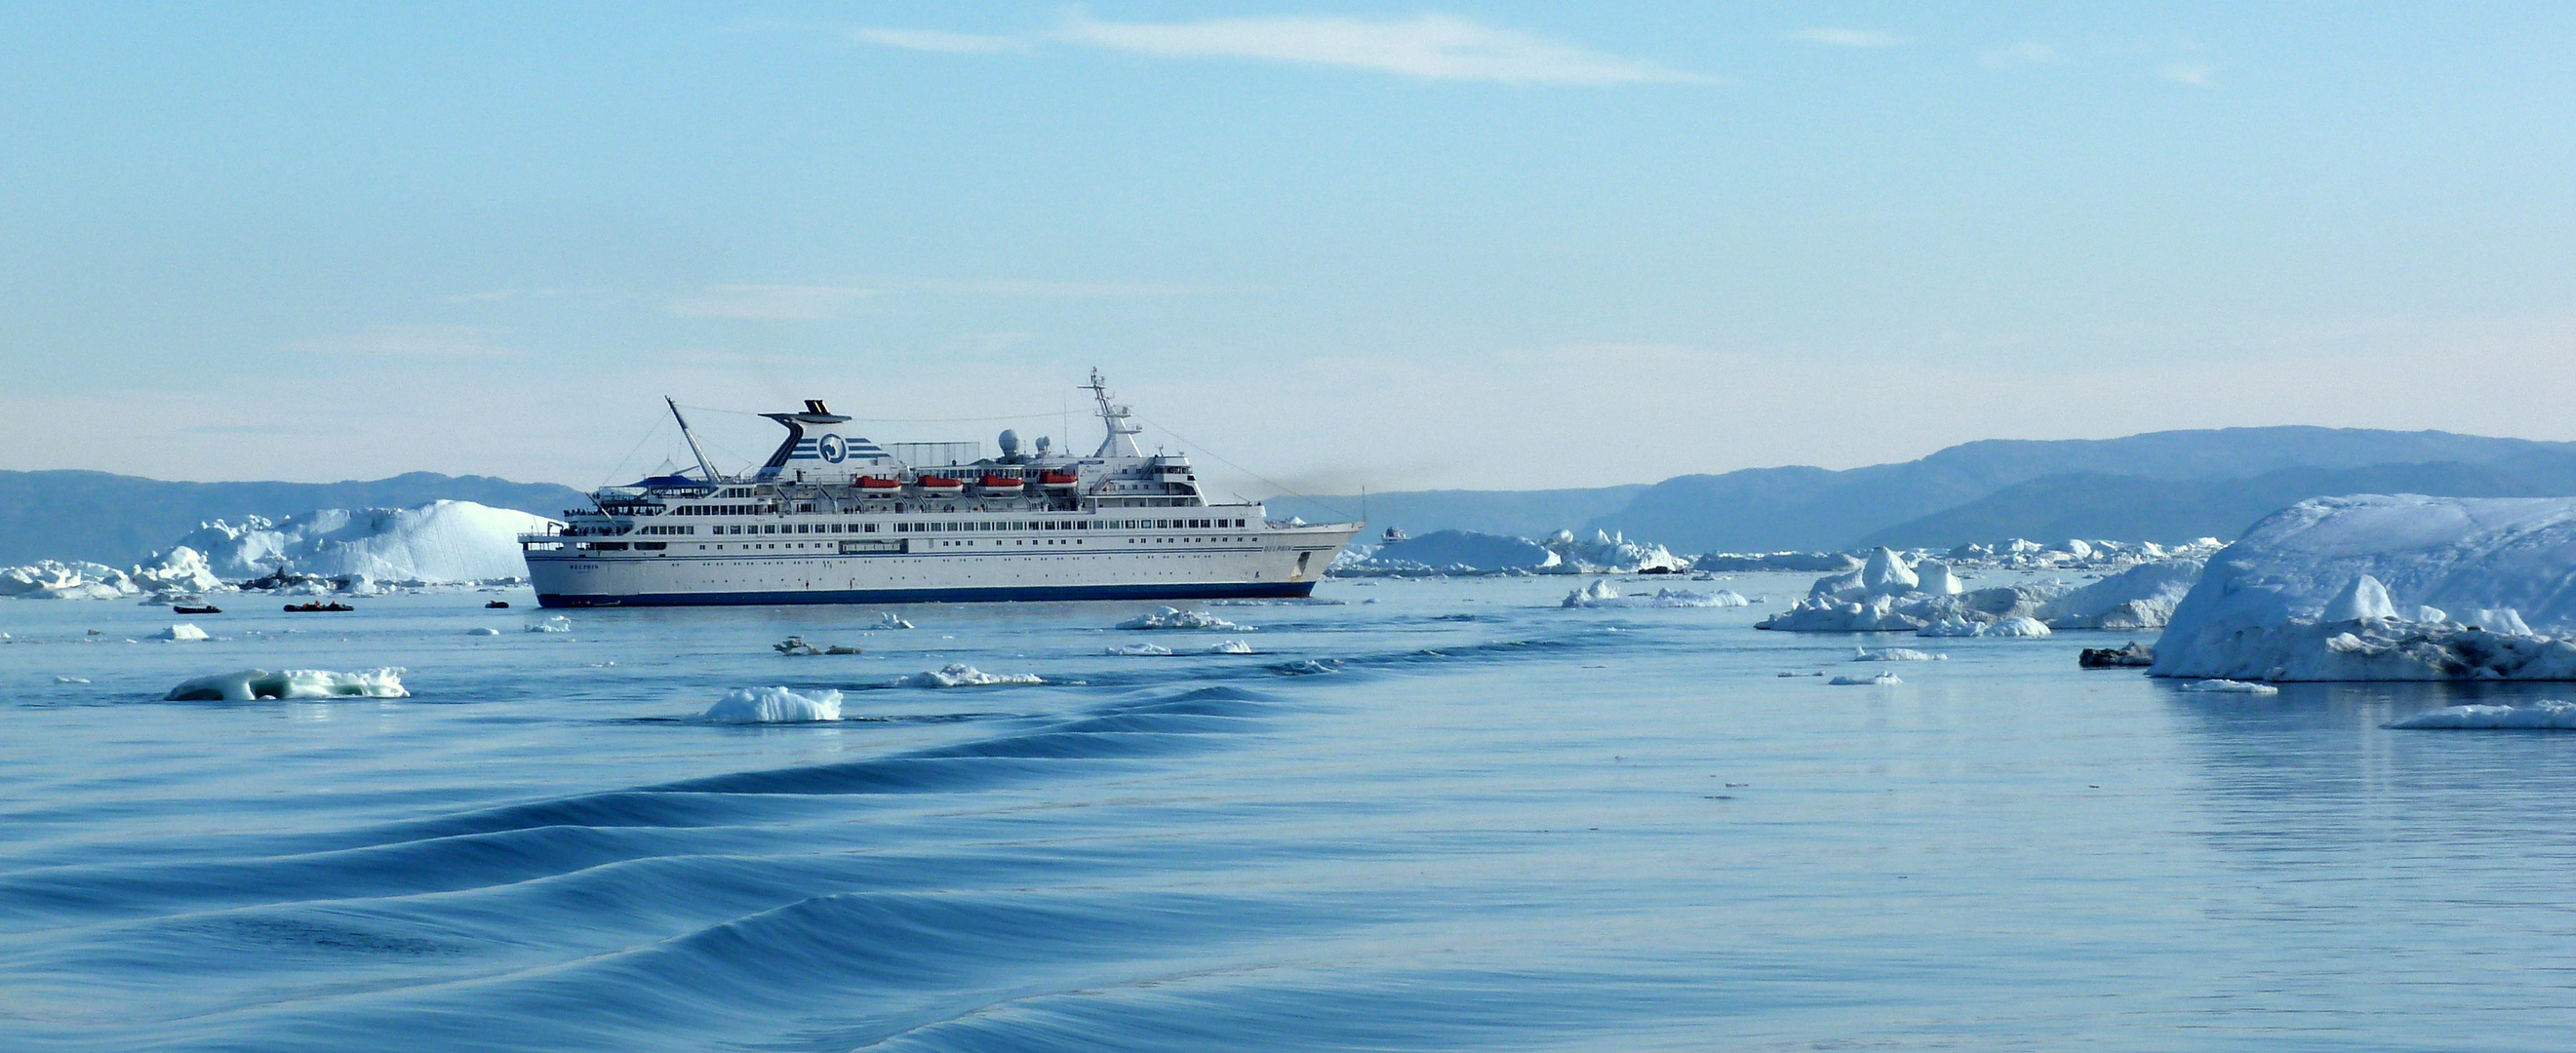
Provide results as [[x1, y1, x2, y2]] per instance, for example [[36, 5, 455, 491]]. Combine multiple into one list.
[[1040, 471, 1081, 490], [977, 475, 1025, 491], [856, 477, 902, 497], [914, 475, 966, 495]]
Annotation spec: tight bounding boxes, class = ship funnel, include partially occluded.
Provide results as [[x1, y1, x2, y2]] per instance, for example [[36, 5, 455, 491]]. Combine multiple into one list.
[[753, 403, 893, 483]]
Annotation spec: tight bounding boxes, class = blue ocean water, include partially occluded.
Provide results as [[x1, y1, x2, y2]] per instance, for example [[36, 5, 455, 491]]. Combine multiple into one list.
[[4, 575, 2574, 1051]]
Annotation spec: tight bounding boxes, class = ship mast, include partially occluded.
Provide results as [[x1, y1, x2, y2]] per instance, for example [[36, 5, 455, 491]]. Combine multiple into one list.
[[665, 397, 722, 484], [1087, 368, 1145, 458]]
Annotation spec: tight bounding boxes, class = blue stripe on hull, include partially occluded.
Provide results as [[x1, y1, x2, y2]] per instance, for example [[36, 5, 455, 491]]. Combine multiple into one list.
[[535, 580, 1319, 607]]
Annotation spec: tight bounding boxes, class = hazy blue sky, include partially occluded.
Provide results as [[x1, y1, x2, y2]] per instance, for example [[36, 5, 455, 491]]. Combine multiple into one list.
[[5, 3, 2573, 496]]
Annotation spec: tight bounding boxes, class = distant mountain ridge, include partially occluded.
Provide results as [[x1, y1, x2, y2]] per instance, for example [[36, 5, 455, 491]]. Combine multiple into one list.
[[0, 470, 588, 566], [1270, 428, 2576, 553]]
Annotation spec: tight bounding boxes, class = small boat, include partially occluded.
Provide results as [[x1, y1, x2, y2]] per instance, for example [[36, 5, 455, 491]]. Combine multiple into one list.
[[855, 477, 902, 496], [977, 474, 1025, 491], [173, 604, 222, 615], [486, 600, 511, 608], [1040, 471, 1081, 490], [914, 475, 966, 495], [283, 602, 355, 612]]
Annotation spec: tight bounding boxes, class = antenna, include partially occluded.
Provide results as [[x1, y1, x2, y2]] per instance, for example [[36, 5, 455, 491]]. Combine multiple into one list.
[[666, 397, 721, 484]]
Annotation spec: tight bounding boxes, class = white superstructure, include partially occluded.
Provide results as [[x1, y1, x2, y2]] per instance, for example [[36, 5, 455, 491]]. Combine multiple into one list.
[[521, 371, 1362, 607]]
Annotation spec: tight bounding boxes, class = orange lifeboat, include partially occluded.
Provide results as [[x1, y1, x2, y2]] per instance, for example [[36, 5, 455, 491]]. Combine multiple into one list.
[[914, 475, 966, 495], [856, 477, 901, 497], [977, 475, 1025, 491], [1040, 471, 1081, 490]]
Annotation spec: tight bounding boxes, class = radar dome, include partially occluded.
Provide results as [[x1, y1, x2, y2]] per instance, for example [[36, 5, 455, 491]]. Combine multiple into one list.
[[998, 429, 1020, 456]]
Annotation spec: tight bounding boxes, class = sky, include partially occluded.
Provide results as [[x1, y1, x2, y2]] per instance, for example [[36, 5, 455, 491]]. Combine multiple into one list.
[[4, 3, 2574, 499]]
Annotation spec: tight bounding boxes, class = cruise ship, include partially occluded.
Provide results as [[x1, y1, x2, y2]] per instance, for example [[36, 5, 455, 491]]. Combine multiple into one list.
[[520, 371, 1364, 607]]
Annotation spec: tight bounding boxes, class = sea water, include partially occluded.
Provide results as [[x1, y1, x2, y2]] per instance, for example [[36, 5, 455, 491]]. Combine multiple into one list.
[[3, 575, 2574, 1051]]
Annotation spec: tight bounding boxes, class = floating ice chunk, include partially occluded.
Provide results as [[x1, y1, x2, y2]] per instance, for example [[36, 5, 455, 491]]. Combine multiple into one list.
[[1562, 579, 1620, 607], [1829, 672, 1903, 685], [2178, 679, 2280, 694], [55, 676, 89, 683], [1207, 640, 1254, 654], [1116, 606, 1246, 631], [164, 668, 408, 701], [893, 664, 1045, 687], [156, 624, 210, 642], [1916, 614, 1986, 638], [527, 616, 573, 633], [866, 612, 915, 630], [701, 685, 843, 723], [1106, 644, 1174, 656], [1854, 646, 1944, 661], [1983, 616, 2052, 638], [2322, 574, 2399, 622], [2386, 700, 2576, 729], [465, 627, 500, 636], [773, 635, 861, 656]]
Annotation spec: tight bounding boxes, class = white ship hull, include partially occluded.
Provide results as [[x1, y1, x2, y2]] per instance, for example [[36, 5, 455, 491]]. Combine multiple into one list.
[[527, 523, 1359, 607]]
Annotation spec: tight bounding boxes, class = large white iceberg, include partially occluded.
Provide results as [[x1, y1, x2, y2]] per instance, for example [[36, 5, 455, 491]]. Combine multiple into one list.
[[173, 500, 559, 583], [0, 547, 226, 602], [2037, 559, 2204, 630], [2152, 495, 2576, 682]]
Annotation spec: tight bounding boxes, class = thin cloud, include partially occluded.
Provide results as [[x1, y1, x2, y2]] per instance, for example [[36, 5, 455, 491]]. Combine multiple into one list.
[[1979, 41, 2065, 68], [2161, 61, 2216, 87], [849, 27, 1032, 55], [665, 285, 879, 321], [846, 13, 1714, 85], [287, 325, 521, 360], [1789, 28, 1905, 49]]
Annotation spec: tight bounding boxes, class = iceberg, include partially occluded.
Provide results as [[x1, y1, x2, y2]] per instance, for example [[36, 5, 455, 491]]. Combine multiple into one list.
[[2037, 559, 2204, 630], [2386, 700, 2576, 730], [164, 668, 409, 701], [1762, 547, 2073, 633], [2152, 495, 2576, 681], [1561, 579, 1620, 607], [1106, 644, 1175, 656], [1207, 640, 1254, 654], [702, 686, 843, 723], [173, 500, 559, 583], [155, 624, 210, 642], [892, 664, 1045, 687], [1828, 672, 1903, 685], [1116, 606, 1246, 631], [528, 616, 573, 633], [1854, 646, 1944, 661]]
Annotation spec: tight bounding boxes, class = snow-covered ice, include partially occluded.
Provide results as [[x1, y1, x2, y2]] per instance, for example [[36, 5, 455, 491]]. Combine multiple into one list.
[[892, 664, 1045, 687], [1208, 640, 1254, 654], [174, 500, 558, 582], [528, 616, 573, 633], [1116, 606, 1246, 631], [1854, 646, 1944, 661], [2152, 495, 2576, 681], [2177, 679, 2280, 695], [1761, 548, 2074, 633], [164, 668, 409, 701], [2385, 700, 2576, 729], [2037, 559, 2204, 630], [701, 686, 843, 723], [155, 624, 210, 642], [1828, 672, 1903, 685], [1107, 644, 1174, 656]]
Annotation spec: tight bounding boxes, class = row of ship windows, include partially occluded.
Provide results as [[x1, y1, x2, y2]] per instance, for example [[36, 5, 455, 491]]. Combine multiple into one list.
[[629, 518, 1248, 537]]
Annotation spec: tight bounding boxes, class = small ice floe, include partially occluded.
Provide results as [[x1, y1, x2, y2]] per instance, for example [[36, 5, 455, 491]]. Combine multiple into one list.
[[865, 612, 914, 631], [701, 685, 843, 723], [2178, 679, 2280, 695], [164, 668, 409, 701], [156, 624, 211, 642], [773, 636, 861, 656], [1853, 646, 1944, 662], [1918, 614, 2051, 638], [1116, 606, 1246, 631], [527, 616, 573, 634], [1207, 640, 1254, 654], [55, 676, 90, 684], [1561, 579, 1620, 607], [1270, 659, 1340, 676], [465, 627, 500, 636], [1828, 672, 1903, 685], [1106, 644, 1174, 656], [892, 664, 1044, 687], [2386, 700, 2576, 730]]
